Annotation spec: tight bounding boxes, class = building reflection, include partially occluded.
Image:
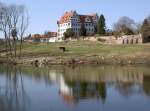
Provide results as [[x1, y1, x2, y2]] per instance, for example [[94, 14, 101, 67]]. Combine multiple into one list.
[[47, 66, 150, 103], [0, 65, 150, 107], [59, 81, 106, 103]]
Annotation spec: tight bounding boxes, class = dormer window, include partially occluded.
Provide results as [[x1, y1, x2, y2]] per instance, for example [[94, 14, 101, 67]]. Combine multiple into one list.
[[85, 17, 91, 22]]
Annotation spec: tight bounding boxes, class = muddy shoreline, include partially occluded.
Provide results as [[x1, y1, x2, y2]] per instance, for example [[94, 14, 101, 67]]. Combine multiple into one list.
[[0, 55, 150, 66]]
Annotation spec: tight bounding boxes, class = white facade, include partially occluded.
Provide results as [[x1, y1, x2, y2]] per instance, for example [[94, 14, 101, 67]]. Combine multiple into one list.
[[48, 37, 58, 42], [34, 37, 58, 43], [58, 22, 72, 39], [57, 11, 98, 40]]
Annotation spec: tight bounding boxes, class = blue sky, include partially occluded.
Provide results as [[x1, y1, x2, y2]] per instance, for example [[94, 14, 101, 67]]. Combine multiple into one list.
[[4, 0, 150, 34]]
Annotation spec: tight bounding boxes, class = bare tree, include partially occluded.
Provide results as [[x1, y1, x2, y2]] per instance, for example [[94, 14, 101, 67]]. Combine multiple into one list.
[[10, 5, 29, 57], [9, 5, 22, 57], [11, 28, 17, 57], [113, 16, 137, 36], [0, 3, 9, 55], [18, 5, 29, 57], [0, 2, 29, 58]]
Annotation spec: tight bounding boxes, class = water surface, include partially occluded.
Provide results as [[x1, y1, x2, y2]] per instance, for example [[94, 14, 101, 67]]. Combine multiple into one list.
[[0, 65, 150, 111]]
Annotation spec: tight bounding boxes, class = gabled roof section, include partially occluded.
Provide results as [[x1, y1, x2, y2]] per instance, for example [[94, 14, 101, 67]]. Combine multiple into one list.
[[79, 15, 94, 23], [30, 32, 57, 39], [57, 11, 98, 24], [57, 11, 77, 24]]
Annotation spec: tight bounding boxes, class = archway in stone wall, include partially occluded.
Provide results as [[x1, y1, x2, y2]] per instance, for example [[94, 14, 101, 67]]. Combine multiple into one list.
[[122, 39, 125, 44], [127, 39, 129, 44], [143, 35, 150, 43], [130, 39, 133, 44], [147, 36, 150, 42], [136, 38, 138, 44]]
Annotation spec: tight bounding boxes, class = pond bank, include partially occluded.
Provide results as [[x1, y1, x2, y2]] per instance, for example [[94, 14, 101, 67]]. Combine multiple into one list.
[[0, 55, 150, 66], [0, 42, 150, 66]]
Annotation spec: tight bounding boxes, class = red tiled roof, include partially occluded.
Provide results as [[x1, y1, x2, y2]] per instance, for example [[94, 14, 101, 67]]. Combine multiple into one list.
[[31, 32, 57, 39], [57, 11, 76, 24], [32, 34, 41, 39], [79, 15, 94, 23], [57, 11, 97, 24], [50, 32, 57, 37], [60, 92, 74, 104]]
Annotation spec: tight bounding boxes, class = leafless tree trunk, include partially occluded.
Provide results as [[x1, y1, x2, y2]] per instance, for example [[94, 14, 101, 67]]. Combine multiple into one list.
[[10, 5, 21, 58], [0, 4, 9, 56], [0, 3, 29, 58], [18, 6, 29, 58]]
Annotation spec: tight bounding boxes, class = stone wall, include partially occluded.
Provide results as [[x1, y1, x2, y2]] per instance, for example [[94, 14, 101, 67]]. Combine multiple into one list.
[[97, 34, 143, 45], [121, 34, 143, 44]]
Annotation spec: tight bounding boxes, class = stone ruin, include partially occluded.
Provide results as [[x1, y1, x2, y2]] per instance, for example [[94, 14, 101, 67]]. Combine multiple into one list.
[[121, 34, 143, 44]]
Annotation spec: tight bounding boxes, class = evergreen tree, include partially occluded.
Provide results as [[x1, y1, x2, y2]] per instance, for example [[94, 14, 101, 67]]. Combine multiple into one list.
[[63, 28, 74, 40], [80, 23, 87, 36], [141, 19, 150, 43], [97, 14, 106, 35], [94, 25, 97, 34]]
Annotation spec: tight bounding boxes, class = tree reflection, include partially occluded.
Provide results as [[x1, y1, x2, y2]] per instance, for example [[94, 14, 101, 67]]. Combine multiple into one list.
[[0, 65, 30, 111], [60, 80, 107, 104], [0, 64, 150, 110], [143, 75, 150, 97], [98, 82, 106, 102], [58, 65, 150, 103], [114, 83, 139, 97]]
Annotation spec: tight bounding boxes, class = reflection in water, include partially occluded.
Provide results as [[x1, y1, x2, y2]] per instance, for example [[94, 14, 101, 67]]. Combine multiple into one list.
[[0, 65, 150, 111], [0, 65, 29, 111], [143, 76, 150, 96], [53, 66, 150, 103], [60, 81, 106, 104]]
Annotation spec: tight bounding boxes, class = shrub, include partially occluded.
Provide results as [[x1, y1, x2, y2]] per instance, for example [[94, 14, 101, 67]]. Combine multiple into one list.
[[97, 38, 106, 42]]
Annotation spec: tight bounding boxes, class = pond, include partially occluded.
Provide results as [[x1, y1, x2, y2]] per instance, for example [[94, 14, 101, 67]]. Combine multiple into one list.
[[0, 64, 150, 111]]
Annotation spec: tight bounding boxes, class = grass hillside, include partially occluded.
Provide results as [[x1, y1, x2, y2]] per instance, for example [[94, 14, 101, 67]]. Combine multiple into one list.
[[0, 41, 150, 65], [18, 41, 150, 58]]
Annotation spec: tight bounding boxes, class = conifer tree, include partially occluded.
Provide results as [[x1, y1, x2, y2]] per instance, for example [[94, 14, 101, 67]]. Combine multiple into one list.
[[141, 19, 150, 43], [97, 14, 106, 35], [80, 23, 87, 36]]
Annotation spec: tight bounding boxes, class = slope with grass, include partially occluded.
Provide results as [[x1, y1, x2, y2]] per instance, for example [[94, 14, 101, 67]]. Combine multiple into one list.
[[0, 41, 150, 65]]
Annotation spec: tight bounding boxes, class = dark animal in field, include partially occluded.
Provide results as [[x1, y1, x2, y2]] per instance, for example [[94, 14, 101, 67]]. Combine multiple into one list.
[[59, 47, 66, 52]]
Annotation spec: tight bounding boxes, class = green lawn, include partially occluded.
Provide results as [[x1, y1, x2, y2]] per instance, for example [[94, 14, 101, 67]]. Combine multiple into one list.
[[18, 41, 150, 58], [0, 40, 150, 58], [0, 41, 150, 65]]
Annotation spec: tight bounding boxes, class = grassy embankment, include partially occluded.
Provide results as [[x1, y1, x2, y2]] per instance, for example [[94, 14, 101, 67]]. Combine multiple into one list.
[[0, 40, 150, 65]]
